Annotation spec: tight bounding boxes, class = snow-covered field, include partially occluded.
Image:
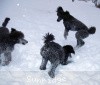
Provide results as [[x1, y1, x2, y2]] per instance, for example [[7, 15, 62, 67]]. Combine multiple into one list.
[[0, 0, 100, 85]]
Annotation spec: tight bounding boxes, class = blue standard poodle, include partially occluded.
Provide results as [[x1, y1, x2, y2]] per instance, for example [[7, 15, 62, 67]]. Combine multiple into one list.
[[40, 33, 75, 78], [57, 6, 96, 47]]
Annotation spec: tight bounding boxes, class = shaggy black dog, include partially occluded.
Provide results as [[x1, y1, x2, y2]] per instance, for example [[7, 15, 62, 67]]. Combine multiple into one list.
[[40, 33, 75, 78], [0, 18, 28, 66], [57, 6, 96, 47]]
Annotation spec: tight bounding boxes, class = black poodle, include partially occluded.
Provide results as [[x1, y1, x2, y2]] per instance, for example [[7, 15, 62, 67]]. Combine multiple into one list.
[[56, 6, 96, 47], [40, 33, 75, 78], [0, 18, 28, 66]]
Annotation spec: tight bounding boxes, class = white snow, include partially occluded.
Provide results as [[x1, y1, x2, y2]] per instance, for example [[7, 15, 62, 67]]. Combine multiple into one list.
[[0, 0, 100, 85]]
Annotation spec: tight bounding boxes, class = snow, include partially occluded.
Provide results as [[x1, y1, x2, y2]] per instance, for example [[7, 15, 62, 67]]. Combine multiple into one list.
[[0, 0, 100, 85]]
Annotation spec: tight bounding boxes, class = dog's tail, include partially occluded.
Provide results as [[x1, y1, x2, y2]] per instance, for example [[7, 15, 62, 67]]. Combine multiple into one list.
[[63, 45, 75, 55], [88, 27, 96, 34], [43, 33, 55, 43], [2, 17, 10, 27]]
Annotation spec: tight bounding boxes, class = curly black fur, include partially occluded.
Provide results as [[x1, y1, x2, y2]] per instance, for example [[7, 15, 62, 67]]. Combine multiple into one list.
[[63, 45, 75, 55], [43, 33, 55, 43], [63, 45, 75, 65], [57, 6, 96, 47], [88, 27, 96, 34], [40, 33, 75, 78], [0, 27, 28, 66]]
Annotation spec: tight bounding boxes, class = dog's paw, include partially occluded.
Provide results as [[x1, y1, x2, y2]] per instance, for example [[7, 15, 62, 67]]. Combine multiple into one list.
[[48, 71, 55, 78], [64, 36, 67, 40], [0, 59, 1, 64], [40, 66, 46, 70], [76, 42, 85, 48]]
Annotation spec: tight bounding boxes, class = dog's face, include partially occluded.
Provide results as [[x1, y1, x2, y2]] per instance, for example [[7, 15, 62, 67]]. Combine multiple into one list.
[[57, 12, 63, 22], [57, 7, 70, 22], [57, 7, 64, 22], [10, 28, 28, 45]]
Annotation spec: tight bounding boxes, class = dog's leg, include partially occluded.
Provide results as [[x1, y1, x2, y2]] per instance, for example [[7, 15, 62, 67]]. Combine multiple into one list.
[[77, 39, 80, 46], [79, 39, 85, 47], [0, 55, 1, 64], [69, 54, 72, 58], [2, 52, 11, 66], [75, 31, 85, 47], [64, 28, 69, 39], [76, 30, 89, 47], [61, 54, 69, 65], [48, 60, 60, 78], [40, 57, 48, 70], [76, 38, 85, 47]]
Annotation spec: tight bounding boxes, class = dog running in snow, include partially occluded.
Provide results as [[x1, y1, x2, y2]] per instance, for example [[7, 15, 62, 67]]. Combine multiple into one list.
[[57, 6, 96, 47], [0, 18, 28, 66], [40, 33, 75, 78]]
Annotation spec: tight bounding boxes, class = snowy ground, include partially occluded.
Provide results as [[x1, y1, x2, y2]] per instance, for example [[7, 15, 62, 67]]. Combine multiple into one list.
[[0, 0, 100, 85]]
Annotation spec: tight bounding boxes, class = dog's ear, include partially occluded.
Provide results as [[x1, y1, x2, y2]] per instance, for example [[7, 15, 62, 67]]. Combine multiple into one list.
[[65, 11, 70, 15], [64, 11, 72, 20], [11, 28, 16, 33], [57, 6, 64, 12]]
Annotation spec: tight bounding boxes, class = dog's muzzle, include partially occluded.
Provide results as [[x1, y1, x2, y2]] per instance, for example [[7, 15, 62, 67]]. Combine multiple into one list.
[[57, 17, 62, 22], [19, 38, 28, 45], [57, 19, 60, 22]]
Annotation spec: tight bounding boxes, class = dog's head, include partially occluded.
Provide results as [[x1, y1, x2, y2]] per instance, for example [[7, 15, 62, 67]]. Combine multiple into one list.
[[63, 45, 75, 55], [56, 6, 70, 22], [10, 28, 28, 45]]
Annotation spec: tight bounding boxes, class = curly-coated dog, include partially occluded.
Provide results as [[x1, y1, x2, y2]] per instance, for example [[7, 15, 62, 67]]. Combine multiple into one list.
[[0, 18, 28, 66], [56, 6, 96, 47], [40, 33, 75, 78]]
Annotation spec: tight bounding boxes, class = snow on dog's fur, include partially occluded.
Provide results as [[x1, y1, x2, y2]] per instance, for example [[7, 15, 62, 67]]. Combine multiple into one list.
[[57, 6, 96, 47], [0, 18, 28, 66], [40, 33, 75, 78]]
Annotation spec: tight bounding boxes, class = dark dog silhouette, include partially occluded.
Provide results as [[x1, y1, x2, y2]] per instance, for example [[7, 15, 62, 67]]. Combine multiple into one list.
[[57, 6, 96, 47], [0, 18, 28, 66], [40, 33, 75, 78], [0, 17, 10, 36]]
